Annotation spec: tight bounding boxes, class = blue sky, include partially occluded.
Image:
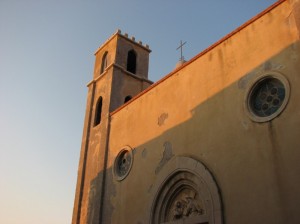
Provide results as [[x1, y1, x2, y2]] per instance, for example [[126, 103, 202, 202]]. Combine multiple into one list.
[[0, 0, 277, 223]]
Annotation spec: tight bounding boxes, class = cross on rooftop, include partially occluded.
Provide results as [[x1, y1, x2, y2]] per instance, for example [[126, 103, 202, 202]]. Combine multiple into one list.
[[176, 40, 187, 61]]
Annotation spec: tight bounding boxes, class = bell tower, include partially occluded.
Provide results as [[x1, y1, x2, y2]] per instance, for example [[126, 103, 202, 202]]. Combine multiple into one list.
[[72, 30, 152, 224]]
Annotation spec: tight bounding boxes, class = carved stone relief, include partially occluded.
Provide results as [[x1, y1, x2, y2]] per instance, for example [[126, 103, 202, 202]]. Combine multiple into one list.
[[169, 189, 204, 221], [150, 157, 223, 224]]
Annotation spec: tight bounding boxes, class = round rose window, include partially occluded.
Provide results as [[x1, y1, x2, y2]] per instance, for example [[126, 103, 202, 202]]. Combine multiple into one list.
[[114, 146, 133, 181], [246, 73, 290, 122]]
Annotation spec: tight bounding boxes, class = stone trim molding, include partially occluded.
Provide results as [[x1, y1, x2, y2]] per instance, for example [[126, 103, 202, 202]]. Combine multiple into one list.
[[87, 63, 153, 87]]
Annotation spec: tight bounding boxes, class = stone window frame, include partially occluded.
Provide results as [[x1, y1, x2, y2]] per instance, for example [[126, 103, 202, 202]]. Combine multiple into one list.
[[245, 71, 290, 123]]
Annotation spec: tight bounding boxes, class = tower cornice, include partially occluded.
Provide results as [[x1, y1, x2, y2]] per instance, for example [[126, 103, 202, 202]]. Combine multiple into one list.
[[87, 63, 153, 87]]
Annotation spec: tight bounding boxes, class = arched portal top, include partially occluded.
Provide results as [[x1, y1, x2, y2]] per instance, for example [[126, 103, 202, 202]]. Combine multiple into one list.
[[150, 156, 223, 224]]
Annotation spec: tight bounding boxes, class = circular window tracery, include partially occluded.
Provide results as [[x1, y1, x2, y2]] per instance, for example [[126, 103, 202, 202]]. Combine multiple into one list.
[[113, 146, 133, 181], [246, 73, 290, 122]]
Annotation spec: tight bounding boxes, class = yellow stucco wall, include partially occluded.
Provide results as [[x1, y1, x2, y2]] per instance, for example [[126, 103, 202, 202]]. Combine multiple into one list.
[[104, 1, 300, 223]]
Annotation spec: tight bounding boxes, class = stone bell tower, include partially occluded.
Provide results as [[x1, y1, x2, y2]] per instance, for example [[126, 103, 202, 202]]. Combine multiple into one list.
[[72, 30, 152, 224]]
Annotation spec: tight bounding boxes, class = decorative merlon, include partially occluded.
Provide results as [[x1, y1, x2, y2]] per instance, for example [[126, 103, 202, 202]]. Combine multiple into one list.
[[94, 29, 151, 55]]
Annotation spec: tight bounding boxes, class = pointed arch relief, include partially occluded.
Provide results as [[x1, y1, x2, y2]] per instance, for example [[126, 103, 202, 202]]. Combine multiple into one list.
[[150, 157, 223, 224], [127, 49, 137, 74]]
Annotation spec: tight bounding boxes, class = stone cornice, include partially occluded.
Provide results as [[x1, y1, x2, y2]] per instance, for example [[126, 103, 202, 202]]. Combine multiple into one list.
[[87, 63, 153, 87]]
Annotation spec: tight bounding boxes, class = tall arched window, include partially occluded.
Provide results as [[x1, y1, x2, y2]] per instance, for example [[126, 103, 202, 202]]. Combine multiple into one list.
[[94, 97, 103, 126], [100, 51, 108, 74], [126, 50, 136, 74]]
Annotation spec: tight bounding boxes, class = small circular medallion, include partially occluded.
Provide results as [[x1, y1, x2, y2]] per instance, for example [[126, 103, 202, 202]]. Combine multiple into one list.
[[113, 146, 133, 181]]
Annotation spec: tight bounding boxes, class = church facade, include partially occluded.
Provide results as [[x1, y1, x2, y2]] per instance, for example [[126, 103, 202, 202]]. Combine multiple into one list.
[[72, 0, 300, 223]]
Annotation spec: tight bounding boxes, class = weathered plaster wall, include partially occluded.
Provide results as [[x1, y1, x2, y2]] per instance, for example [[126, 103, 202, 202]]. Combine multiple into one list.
[[105, 1, 300, 223]]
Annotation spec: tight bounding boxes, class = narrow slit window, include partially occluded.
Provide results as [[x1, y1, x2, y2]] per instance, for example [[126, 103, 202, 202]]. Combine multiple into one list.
[[126, 50, 136, 74], [100, 52, 108, 74], [94, 97, 103, 126]]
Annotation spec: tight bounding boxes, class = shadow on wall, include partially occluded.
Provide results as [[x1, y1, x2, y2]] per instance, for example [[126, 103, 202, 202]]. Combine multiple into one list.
[[86, 42, 300, 224]]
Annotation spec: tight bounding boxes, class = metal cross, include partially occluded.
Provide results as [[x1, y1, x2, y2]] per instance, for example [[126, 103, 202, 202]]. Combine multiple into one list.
[[176, 40, 187, 61]]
